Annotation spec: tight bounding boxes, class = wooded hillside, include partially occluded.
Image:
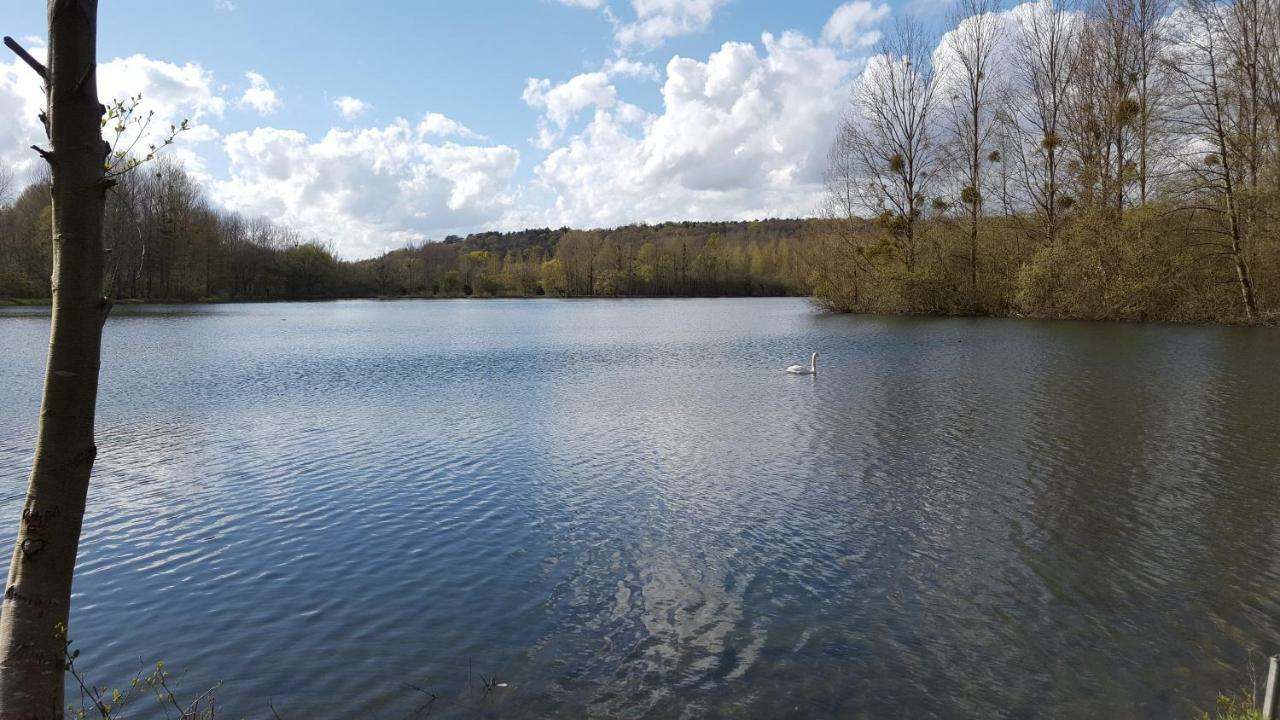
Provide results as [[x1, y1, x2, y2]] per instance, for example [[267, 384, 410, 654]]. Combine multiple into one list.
[[0, 162, 811, 301]]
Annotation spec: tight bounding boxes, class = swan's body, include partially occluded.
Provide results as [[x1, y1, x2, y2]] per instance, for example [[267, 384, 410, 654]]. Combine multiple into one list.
[[785, 352, 818, 375]]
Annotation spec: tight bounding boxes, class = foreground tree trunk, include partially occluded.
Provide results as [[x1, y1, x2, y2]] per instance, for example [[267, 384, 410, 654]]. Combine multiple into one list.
[[0, 2, 110, 717]]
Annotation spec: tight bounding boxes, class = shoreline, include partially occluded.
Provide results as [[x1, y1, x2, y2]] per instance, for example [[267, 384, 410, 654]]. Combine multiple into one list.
[[2, 294, 1274, 328]]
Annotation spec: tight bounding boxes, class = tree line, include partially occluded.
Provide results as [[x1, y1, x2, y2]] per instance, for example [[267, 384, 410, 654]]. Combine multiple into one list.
[[7, 0, 1280, 323], [0, 160, 810, 302], [811, 0, 1280, 323]]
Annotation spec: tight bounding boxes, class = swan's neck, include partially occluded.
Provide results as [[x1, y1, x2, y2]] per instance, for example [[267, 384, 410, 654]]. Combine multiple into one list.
[[810, 353, 817, 372]]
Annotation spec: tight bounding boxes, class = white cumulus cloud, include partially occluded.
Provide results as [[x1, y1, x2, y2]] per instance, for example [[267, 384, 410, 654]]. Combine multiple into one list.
[[603, 57, 661, 81], [513, 31, 856, 229], [333, 95, 371, 120], [1, 49, 225, 181], [99, 54, 227, 142], [239, 71, 281, 115], [522, 55, 665, 150], [212, 115, 520, 258], [419, 112, 483, 140], [523, 71, 620, 149], [1, 11, 896, 260], [0, 48, 50, 182], [822, 1, 892, 48], [613, 0, 731, 49]]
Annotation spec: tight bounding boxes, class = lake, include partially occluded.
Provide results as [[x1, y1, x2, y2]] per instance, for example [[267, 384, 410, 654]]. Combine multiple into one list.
[[1, 298, 1278, 718]]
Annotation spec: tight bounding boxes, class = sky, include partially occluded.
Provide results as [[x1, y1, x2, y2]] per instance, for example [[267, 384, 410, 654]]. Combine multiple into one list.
[[0, 1, 907, 258]]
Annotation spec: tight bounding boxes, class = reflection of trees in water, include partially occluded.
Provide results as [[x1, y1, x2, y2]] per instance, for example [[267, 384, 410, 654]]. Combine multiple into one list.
[[1177, 331, 1280, 673], [1021, 323, 1280, 715]]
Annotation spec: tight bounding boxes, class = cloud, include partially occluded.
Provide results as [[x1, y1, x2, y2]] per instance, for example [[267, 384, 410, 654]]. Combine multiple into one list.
[[419, 112, 483, 140], [212, 115, 520, 258], [603, 57, 661, 81], [214, 0, 237, 11], [2, 49, 225, 181], [613, 0, 731, 49], [0, 48, 48, 182], [523, 71, 619, 149], [239, 71, 281, 115], [522, 72, 617, 127], [522, 55, 664, 150], [551, 0, 728, 48], [929, 0, 1081, 98], [333, 95, 371, 120], [99, 55, 227, 135], [513, 31, 856, 229], [822, 1, 891, 48], [0, 14, 877, 259]]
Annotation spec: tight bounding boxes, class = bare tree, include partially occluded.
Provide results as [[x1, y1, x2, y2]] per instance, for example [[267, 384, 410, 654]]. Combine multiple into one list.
[[0, 165, 13, 207], [818, 132, 880, 309], [1011, 0, 1078, 244], [1163, 0, 1260, 319], [1129, 0, 1169, 204], [942, 0, 1003, 299], [1259, 0, 1280, 193], [1222, 0, 1266, 191], [835, 17, 940, 272], [0, 4, 114, 716], [1067, 0, 1141, 214]]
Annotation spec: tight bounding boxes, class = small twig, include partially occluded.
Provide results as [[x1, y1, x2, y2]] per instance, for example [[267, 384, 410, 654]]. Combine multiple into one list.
[[400, 682, 439, 720], [3, 35, 47, 82], [182, 681, 223, 719]]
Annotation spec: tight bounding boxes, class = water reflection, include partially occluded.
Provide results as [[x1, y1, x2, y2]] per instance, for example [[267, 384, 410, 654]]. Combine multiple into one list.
[[0, 300, 1277, 718]]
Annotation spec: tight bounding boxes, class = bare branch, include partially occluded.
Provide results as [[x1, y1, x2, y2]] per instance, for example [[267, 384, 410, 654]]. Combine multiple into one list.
[[30, 144, 54, 164], [3, 35, 48, 82]]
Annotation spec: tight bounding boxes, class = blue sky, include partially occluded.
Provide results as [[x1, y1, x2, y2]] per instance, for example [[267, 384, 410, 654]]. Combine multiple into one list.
[[0, 1, 900, 257]]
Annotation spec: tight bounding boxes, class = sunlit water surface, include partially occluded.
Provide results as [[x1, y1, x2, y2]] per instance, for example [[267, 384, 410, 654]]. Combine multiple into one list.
[[1, 299, 1278, 718]]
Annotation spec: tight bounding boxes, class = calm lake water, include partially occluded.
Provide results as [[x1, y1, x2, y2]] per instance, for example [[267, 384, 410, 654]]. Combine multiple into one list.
[[1, 298, 1278, 718]]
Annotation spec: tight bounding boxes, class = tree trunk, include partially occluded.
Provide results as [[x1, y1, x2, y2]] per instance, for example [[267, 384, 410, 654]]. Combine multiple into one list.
[[970, 91, 980, 302], [0, 2, 110, 718], [1224, 188, 1260, 321]]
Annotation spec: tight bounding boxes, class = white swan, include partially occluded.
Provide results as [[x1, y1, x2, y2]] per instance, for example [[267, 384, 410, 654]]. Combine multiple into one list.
[[785, 352, 818, 375]]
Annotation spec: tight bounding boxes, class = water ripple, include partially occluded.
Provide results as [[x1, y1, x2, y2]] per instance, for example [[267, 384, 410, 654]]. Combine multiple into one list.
[[0, 300, 1277, 718]]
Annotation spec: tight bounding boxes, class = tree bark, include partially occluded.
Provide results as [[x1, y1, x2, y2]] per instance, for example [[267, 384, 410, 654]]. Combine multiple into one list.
[[0, 2, 110, 718]]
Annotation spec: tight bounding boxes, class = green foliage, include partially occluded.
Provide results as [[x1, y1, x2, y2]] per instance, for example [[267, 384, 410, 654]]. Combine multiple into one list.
[[809, 193, 1279, 323], [101, 95, 190, 177], [58, 626, 221, 720], [1014, 204, 1244, 322], [283, 242, 340, 298], [0, 161, 811, 302], [1199, 681, 1265, 720], [0, 184, 53, 298]]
